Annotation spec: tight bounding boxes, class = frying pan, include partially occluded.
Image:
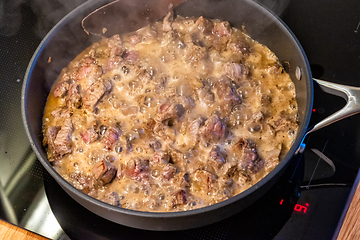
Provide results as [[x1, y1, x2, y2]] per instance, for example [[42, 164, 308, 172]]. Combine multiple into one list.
[[21, 0, 360, 230]]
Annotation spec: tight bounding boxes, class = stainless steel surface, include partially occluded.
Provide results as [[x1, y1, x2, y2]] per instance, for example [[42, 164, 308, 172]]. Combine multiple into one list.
[[308, 79, 360, 135]]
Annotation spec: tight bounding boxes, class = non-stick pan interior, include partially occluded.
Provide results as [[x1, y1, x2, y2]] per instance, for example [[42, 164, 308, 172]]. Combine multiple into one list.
[[22, 0, 312, 230]]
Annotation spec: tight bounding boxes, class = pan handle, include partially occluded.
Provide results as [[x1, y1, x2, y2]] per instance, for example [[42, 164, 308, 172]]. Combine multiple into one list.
[[308, 79, 360, 134], [296, 78, 360, 154]]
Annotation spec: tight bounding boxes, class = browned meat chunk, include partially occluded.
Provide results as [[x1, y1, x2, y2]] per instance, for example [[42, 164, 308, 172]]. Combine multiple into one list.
[[227, 42, 251, 55], [208, 145, 227, 170], [169, 150, 186, 171], [155, 103, 185, 122], [274, 115, 297, 132], [151, 151, 170, 165], [53, 118, 73, 156], [51, 108, 71, 119], [149, 139, 162, 150], [197, 85, 215, 105], [122, 50, 139, 63], [194, 170, 214, 192], [66, 84, 81, 109], [128, 34, 142, 46], [162, 164, 177, 180], [195, 16, 213, 35], [224, 62, 249, 83], [93, 159, 117, 184], [187, 117, 205, 148], [173, 172, 190, 188], [250, 111, 264, 123], [137, 25, 158, 41], [214, 76, 241, 114], [44, 126, 60, 161], [102, 127, 120, 150], [185, 44, 207, 63], [81, 128, 98, 144], [233, 138, 264, 173], [214, 21, 232, 37], [171, 190, 188, 207], [78, 64, 102, 80], [69, 172, 95, 195], [108, 34, 124, 58], [83, 79, 112, 110], [104, 191, 121, 207], [221, 162, 238, 177], [199, 115, 228, 143], [125, 158, 149, 181], [53, 81, 69, 98]]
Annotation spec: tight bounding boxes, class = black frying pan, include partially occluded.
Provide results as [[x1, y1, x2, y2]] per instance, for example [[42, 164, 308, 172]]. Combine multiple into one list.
[[21, 0, 360, 230]]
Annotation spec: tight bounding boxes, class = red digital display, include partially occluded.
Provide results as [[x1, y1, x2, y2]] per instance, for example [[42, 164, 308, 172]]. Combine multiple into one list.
[[279, 199, 309, 213], [294, 203, 309, 213]]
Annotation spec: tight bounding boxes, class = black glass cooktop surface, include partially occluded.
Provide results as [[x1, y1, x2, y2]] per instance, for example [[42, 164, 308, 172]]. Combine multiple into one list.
[[0, 0, 359, 239]]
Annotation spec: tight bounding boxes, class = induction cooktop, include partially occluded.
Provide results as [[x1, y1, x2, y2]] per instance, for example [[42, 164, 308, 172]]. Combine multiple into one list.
[[0, 1, 359, 239]]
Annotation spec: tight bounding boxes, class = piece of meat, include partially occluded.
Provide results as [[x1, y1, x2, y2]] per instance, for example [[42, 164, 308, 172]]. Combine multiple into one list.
[[227, 42, 251, 55], [155, 103, 185, 122], [169, 149, 186, 171], [66, 84, 81, 109], [185, 43, 207, 63], [173, 172, 190, 188], [53, 81, 69, 98], [128, 34, 142, 46], [69, 172, 95, 195], [194, 170, 214, 192], [51, 108, 71, 119], [162, 164, 177, 180], [81, 128, 98, 144], [274, 115, 298, 132], [171, 190, 188, 207], [108, 34, 124, 58], [53, 118, 73, 156], [102, 127, 120, 150], [93, 159, 117, 184], [195, 16, 213, 35], [104, 191, 121, 207], [187, 117, 205, 148], [214, 76, 241, 114], [221, 162, 238, 177], [163, 11, 173, 32], [214, 21, 232, 37], [208, 145, 227, 170], [44, 126, 60, 161], [197, 85, 215, 105], [233, 138, 264, 173], [249, 111, 264, 123], [83, 79, 112, 110], [78, 64, 102, 80], [199, 114, 228, 143], [125, 158, 149, 181], [151, 151, 170, 165], [122, 50, 139, 63], [137, 25, 158, 41], [102, 56, 122, 73], [149, 139, 162, 150], [224, 62, 249, 83]]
